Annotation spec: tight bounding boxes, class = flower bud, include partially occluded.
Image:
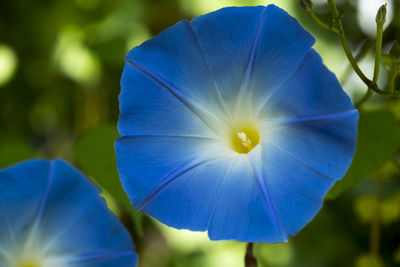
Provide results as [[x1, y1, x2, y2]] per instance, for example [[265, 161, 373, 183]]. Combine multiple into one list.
[[300, 0, 313, 11], [375, 4, 387, 24]]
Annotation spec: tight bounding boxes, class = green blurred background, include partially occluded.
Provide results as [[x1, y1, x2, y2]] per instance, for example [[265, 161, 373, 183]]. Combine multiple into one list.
[[1, 0, 400, 266]]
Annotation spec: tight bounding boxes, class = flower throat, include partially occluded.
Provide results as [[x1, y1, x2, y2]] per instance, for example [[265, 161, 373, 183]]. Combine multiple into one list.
[[230, 127, 260, 154]]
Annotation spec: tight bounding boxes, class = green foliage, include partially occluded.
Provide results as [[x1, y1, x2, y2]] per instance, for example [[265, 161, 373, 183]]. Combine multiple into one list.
[[390, 41, 400, 64], [254, 243, 293, 267], [0, 136, 36, 168], [74, 124, 143, 235], [354, 196, 380, 223], [394, 247, 400, 263], [327, 109, 400, 199], [380, 191, 400, 224], [356, 254, 384, 267], [74, 124, 119, 197]]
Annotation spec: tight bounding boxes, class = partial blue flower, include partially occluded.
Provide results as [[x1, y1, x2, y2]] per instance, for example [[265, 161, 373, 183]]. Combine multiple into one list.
[[116, 5, 358, 242], [0, 159, 137, 266]]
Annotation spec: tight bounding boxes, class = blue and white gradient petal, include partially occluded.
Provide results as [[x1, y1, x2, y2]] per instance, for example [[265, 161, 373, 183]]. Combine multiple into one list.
[[116, 5, 358, 242], [0, 159, 137, 267]]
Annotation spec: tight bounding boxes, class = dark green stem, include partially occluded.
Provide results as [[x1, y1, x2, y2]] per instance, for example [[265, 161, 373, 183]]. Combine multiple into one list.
[[245, 243, 258, 267], [373, 24, 384, 83], [356, 90, 373, 108], [327, 0, 368, 82], [356, 16, 385, 107], [306, 9, 340, 34], [303, 0, 399, 97], [340, 39, 374, 83], [370, 179, 382, 255], [325, 0, 397, 97]]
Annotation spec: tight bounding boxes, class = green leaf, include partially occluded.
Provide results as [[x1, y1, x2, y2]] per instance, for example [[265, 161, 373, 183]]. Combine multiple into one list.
[[0, 136, 36, 168], [74, 124, 143, 235], [327, 109, 400, 199]]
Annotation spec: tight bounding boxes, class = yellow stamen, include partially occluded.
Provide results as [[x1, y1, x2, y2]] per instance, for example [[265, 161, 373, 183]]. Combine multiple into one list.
[[231, 127, 259, 154]]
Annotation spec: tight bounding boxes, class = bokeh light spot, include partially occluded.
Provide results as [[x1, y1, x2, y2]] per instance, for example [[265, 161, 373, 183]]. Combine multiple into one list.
[[54, 29, 101, 86], [0, 44, 18, 86]]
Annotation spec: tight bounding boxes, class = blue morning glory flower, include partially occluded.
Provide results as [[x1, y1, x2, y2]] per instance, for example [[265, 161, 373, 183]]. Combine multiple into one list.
[[0, 159, 137, 266], [116, 5, 358, 242]]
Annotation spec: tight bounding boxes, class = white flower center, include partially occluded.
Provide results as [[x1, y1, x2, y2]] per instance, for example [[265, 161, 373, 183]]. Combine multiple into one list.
[[2, 230, 67, 267]]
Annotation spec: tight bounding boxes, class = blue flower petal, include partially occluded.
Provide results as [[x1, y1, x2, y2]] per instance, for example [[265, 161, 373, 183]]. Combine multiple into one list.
[[140, 156, 236, 232], [257, 50, 355, 119], [0, 160, 50, 246], [67, 251, 136, 267], [116, 137, 284, 242], [262, 111, 358, 180], [115, 135, 231, 209], [39, 160, 134, 257], [207, 149, 284, 242], [246, 5, 316, 111], [191, 5, 315, 111], [124, 19, 230, 130], [259, 143, 336, 237], [119, 61, 218, 138], [0, 159, 137, 267], [189, 6, 265, 109]]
